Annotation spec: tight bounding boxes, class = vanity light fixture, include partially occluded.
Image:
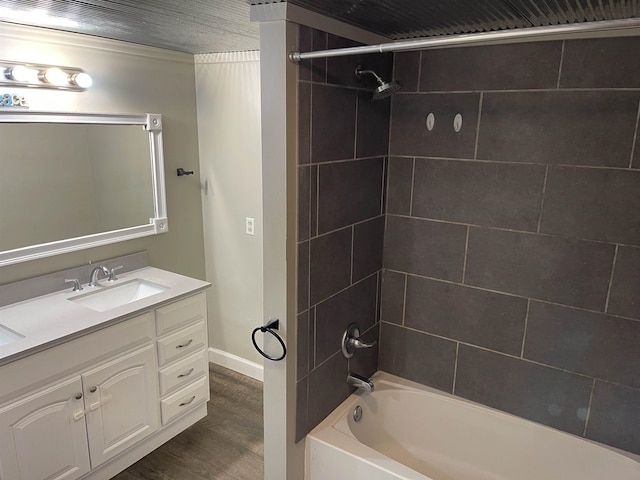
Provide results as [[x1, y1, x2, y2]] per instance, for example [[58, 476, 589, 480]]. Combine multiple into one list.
[[1, 61, 92, 91]]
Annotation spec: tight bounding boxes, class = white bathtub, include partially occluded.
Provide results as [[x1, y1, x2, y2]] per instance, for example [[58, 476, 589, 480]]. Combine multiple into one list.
[[306, 372, 640, 480]]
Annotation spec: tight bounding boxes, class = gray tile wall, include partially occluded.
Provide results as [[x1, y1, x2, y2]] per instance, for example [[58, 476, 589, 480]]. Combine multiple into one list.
[[295, 25, 390, 441], [382, 37, 640, 455]]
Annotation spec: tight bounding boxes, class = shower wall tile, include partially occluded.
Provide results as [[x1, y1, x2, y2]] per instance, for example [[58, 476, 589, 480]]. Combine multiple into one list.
[[352, 216, 385, 282], [525, 302, 640, 388], [310, 165, 318, 237], [633, 132, 640, 169], [419, 42, 562, 91], [477, 91, 640, 167], [587, 382, 640, 454], [309, 228, 352, 305], [307, 352, 350, 432], [386, 156, 413, 215], [405, 277, 527, 355], [393, 51, 420, 92], [298, 25, 312, 81], [560, 37, 640, 89], [297, 310, 311, 380], [297, 241, 309, 313], [311, 29, 327, 83], [465, 228, 615, 311], [380, 270, 405, 325], [455, 345, 593, 435], [356, 91, 391, 158], [311, 84, 356, 162], [298, 166, 310, 241], [314, 275, 378, 366], [298, 82, 311, 165], [540, 166, 640, 246], [326, 34, 393, 90], [384, 215, 467, 281], [317, 157, 383, 233], [389, 93, 480, 158], [608, 246, 640, 320], [411, 159, 545, 230], [295, 377, 309, 442], [379, 322, 457, 392]]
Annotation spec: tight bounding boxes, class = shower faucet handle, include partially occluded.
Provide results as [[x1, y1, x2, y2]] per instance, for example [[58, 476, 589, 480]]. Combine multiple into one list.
[[341, 323, 377, 358]]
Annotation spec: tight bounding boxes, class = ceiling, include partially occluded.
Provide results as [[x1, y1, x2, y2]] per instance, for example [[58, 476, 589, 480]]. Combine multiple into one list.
[[0, 0, 637, 54]]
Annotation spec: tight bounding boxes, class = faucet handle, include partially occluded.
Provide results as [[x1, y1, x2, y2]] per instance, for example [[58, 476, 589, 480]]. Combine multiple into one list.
[[65, 278, 83, 292], [341, 323, 377, 358], [108, 265, 124, 281]]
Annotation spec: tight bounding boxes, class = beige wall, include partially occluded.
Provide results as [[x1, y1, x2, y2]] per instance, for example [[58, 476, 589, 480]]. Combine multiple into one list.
[[0, 23, 205, 284], [195, 52, 264, 366]]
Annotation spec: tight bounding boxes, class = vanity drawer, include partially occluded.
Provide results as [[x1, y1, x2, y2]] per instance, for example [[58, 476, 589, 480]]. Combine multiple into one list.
[[155, 292, 206, 336], [157, 321, 206, 367], [158, 349, 207, 397], [160, 376, 209, 425]]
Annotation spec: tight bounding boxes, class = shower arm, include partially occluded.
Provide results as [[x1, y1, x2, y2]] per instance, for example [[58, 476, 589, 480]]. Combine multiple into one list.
[[289, 18, 640, 62], [355, 68, 384, 85]]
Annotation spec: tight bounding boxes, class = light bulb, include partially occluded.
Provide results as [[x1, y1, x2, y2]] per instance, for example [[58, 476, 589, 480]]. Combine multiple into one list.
[[43, 67, 69, 86], [70, 72, 92, 88], [7, 65, 39, 83]]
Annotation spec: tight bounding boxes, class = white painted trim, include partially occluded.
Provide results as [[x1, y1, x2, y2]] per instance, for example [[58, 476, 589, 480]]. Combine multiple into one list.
[[208, 347, 264, 382], [250, 2, 390, 45]]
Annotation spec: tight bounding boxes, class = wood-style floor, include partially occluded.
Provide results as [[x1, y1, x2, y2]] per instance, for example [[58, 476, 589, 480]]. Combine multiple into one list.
[[112, 364, 264, 480]]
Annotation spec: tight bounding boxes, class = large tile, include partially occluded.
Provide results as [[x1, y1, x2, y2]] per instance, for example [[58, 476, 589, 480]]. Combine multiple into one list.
[[298, 82, 311, 165], [384, 216, 467, 281], [393, 51, 420, 92], [379, 322, 457, 392], [380, 270, 405, 325], [295, 377, 309, 442], [310, 165, 318, 237], [297, 241, 309, 313], [311, 84, 356, 163], [386, 156, 413, 216], [389, 93, 480, 159], [349, 322, 380, 380], [419, 42, 561, 91], [317, 157, 384, 233], [298, 166, 310, 242], [587, 382, 640, 455], [634, 131, 640, 170], [311, 29, 327, 83], [561, 37, 640, 89], [608, 246, 640, 320], [477, 91, 640, 167], [297, 25, 312, 82], [455, 345, 592, 435], [326, 34, 393, 90], [356, 91, 391, 158], [540, 166, 640, 245], [308, 352, 350, 431], [314, 276, 378, 366], [310, 228, 352, 305], [405, 277, 527, 355], [524, 302, 640, 388], [465, 228, 615, 311], [412, 159, 545, 231], [296, 310, 311, 380], [353, 216, 385, 282]]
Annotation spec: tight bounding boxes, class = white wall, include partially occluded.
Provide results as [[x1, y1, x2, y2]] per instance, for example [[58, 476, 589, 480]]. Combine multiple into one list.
[[195, 51, 264, 371]]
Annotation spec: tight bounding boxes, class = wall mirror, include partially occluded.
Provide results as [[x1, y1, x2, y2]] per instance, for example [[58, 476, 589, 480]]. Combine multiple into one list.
[[0, 111, 167, 267]]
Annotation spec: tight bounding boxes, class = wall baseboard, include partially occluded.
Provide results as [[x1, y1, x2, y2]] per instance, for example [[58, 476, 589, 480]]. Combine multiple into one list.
[[208, 347, 264, 382]]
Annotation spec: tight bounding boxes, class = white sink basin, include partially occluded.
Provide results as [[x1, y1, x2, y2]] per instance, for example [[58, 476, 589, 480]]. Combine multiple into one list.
[[70, 279, 168, 312], [0, 324, 24, 347]]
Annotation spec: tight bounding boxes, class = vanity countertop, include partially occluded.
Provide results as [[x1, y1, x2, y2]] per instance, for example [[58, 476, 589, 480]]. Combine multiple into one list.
[[0, 267, 210, 366]]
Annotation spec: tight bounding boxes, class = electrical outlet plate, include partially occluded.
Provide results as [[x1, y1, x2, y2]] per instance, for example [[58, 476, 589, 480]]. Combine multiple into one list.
[[245, 217, 255, 236]]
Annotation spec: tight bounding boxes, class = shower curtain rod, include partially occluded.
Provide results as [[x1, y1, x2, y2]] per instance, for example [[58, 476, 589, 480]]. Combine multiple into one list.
[[289, 18, 640, 62]]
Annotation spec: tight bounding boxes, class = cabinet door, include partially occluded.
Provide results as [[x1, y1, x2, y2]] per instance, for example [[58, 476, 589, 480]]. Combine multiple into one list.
[[0, 376, 90, 480], [83, 344, 159, 467]]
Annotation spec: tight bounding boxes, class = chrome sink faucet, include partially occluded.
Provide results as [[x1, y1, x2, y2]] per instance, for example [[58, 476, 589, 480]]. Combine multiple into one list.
[[347, 372, 374, 393], [88, 265, 110, 287]]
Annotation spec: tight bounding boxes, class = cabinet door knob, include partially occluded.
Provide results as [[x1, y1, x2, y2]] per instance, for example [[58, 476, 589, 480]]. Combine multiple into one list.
[[175, 339, 193, 349], [89, 386, 97, 393], [75, 393, 83, 400], [177, 368, 194, 378], [179, 395, 196, 407]]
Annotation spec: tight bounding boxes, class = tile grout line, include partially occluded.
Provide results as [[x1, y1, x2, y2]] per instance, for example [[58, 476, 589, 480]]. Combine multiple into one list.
[[461, 226, 470, 284], [520, 299, 531, 358], [556, 40, 566, 89], [350, 225, 355, 284], [409, 157, 416, 216], [416, 50, 423, 92], [401, 273, 408, 326], [629, 99, 640, 168], [473, 92, 484, 160], [582, 379, 597, 437], [536, 165, 550, 233], [452, 342, 460, 395], [604, 244, 619, 313]]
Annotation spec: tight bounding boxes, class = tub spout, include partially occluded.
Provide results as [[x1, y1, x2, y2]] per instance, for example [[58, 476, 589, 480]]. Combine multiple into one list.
[[347, 372, 374, 393]]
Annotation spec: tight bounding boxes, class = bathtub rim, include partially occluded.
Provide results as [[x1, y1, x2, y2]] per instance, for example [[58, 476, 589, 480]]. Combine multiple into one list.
[[306, 371, 640, 471]]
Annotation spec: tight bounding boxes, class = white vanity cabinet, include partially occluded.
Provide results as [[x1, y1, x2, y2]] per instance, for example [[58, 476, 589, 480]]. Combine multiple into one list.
[[0, 290, 209, 480]]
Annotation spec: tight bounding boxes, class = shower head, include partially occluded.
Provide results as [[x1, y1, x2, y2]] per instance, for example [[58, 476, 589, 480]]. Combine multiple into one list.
[[355, 65, 401, 100]]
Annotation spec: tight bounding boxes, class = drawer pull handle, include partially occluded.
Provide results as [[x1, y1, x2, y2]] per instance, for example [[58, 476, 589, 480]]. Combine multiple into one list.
[[73, 410, 85, 421], [176, 339, 193, 349], [179, 395, 196, 407], [177, 368, 195, 378]]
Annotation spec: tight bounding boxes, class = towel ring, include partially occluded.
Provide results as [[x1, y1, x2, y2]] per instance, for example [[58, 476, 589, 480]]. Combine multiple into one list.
[[251, 318, 286, 361]]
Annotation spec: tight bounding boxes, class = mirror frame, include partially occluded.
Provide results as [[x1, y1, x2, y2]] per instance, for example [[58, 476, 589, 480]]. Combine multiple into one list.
[[0, 111, 167, 267]]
